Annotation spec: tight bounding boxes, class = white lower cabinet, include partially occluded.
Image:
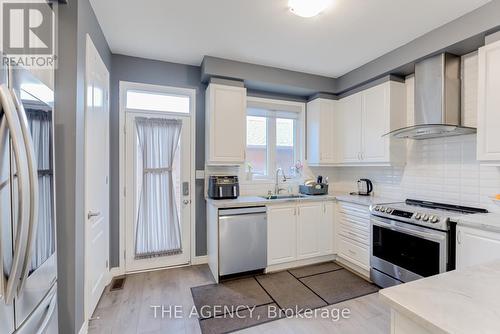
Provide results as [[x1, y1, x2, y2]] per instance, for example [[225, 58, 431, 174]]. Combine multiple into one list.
[[267, 201, 335, 267], [267, 204, 297, 265], [297, 202, 324, 260], [335, 202, 371, 273], [456, 225, 500, 269]]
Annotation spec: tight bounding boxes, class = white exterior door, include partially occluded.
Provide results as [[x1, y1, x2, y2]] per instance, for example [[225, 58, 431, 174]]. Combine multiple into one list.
[[124, 112, 191, 272], [84, 35, 110, 319]]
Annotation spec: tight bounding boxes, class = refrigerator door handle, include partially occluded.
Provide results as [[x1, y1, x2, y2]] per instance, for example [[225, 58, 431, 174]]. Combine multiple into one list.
[[0, 84, 31, 304], [11, 88, 39, 293], [0, 117, 6, 300], [35, 288, 57, 334]]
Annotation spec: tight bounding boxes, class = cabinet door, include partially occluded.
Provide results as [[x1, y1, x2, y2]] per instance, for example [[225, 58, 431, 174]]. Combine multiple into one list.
[[319, 100, 336, 164], [362, 83, 390, 162], [206, 84, 247, 165], [456, 226, 500, 269], [297, 202, 323, 259], [267, 204, 297, 265], [307, 99, 336, 165], [337, 93, 362, 163], [320, 201, 335, 255], [478, 40, 500, 161]]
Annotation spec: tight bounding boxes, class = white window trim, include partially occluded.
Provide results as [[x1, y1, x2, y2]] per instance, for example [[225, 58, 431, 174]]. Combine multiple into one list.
[[117, 81, 198, 274], [243, 96, 306, 183]]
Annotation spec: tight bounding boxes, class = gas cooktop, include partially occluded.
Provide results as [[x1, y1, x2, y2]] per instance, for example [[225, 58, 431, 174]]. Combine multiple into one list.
[[369, 199, 488, 231]]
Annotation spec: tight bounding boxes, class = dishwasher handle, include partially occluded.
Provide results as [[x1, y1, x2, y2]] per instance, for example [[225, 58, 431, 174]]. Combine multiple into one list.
[[219, 206, 266, 217]]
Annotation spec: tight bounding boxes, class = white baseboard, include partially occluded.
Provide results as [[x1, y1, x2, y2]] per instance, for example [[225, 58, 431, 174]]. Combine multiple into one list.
[[78, 320, 88, 334], [191, 255, 208, 265], [109, 266, 125, 278]]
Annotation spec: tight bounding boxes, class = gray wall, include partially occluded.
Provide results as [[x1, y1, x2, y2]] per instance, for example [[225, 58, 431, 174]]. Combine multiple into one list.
[[55, 0, 111, 332], [201, 1, 500, 97], [110, 55, 207, 266]]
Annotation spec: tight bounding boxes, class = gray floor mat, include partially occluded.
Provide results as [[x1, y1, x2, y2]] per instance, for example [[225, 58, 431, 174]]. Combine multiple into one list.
[[255, 271, 327, 310], [191, 277, 273, 319], [300, 269, 379, 305], [198, 303, 281, 334]]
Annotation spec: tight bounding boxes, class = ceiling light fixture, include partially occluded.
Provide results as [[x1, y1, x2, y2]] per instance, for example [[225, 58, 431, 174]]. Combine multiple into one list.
[[288, 0, 333, 18]]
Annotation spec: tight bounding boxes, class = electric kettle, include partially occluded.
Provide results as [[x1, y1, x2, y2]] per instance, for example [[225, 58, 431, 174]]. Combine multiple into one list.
[[357, 179, 373, 196]]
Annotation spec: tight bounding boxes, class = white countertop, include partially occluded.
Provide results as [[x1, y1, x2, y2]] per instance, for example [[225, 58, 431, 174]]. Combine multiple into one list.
[[455, 212, 500, 232], [206, 194, 337, 208], [380, 260, 500, 334], [333, 193, 395, 207], [206, 193, 394, 208]]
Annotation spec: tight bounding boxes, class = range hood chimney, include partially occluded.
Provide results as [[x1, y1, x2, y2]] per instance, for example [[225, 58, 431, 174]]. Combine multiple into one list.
[[385, 53, 476, 140]]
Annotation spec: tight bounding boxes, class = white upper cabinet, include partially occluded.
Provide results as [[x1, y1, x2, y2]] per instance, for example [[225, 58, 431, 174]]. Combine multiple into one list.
[[362, 84, 392, 162], [307, 98, 337, 165], [205, 83, 247, 165], [477, 39, 500, 162], [336, 93, 363, 163], [307, 81, 406, 166]]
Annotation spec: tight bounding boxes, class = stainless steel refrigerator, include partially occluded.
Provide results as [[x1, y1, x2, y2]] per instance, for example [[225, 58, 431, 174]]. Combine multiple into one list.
[[0, 63, 58, 333]]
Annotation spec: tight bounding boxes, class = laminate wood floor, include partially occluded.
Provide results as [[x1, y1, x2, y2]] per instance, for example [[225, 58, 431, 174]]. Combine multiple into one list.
[[88, 265, 390, 334]]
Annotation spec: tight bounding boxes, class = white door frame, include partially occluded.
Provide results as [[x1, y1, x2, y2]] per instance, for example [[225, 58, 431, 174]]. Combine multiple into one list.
[[118, 81, 197, 274], [84, 34, 110, 319]]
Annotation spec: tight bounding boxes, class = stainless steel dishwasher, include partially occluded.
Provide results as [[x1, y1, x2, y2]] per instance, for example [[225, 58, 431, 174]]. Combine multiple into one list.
[[218, 206, 267, 276]]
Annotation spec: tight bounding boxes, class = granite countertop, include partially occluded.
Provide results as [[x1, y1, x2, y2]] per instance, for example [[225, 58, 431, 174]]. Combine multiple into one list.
[[380, 260, 500, 334], [206, 192, 395, 208], [454, 212, 500, 233]]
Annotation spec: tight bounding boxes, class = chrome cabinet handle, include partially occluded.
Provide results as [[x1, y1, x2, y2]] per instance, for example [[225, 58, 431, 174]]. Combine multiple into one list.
[[88, 211, 101, 219], [0, 84, 31, 304], [183, 199, 191, 205], [11, 88, 39, 294], [457, 230, 462, 245]]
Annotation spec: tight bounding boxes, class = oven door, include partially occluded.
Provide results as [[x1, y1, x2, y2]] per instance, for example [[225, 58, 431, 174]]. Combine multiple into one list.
[[371, 216, 447, 286]]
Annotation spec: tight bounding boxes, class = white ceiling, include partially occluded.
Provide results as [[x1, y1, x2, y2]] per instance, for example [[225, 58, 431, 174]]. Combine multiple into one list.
[[89, 0, 491, 78]]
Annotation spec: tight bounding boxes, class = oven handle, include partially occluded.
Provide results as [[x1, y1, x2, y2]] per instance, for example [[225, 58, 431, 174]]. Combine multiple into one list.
[[371, 217, 446, 242]]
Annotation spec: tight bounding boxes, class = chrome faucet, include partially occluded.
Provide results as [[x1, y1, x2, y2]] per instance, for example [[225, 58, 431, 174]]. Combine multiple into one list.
[[274, 168, 287, 195]]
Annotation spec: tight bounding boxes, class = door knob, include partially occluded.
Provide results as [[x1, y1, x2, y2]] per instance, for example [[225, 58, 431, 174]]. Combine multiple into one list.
[[88, 211, 101, 219]]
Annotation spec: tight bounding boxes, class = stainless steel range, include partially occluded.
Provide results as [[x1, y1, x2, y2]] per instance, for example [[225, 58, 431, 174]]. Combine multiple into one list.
[[369, 199, 488, 288]]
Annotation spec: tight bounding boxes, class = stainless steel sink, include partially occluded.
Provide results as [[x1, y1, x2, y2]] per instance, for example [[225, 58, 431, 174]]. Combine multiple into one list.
[[260, 194, 307, 200]]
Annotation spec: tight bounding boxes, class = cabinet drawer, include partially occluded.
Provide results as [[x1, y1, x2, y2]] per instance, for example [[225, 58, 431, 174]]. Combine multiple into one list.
[[338, 224, 370, 245], [338, 212, 370, 231], [338, 236, 369, 267]]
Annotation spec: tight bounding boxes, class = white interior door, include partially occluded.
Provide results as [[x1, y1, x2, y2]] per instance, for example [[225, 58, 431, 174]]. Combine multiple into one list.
[[125, 112, 191, 272], [84, 35, 110, 319]]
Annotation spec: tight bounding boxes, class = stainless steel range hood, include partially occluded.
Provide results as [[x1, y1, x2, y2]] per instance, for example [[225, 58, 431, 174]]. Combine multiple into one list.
[[385, 53, 476, 140]]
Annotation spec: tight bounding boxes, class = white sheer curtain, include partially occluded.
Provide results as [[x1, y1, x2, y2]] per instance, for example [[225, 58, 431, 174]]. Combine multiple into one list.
[[135, 117, 183, 259], [27, 110, 54, 272]]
